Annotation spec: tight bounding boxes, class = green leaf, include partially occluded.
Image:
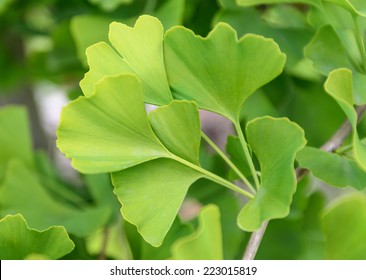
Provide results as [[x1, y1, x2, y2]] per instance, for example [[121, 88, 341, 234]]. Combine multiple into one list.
[[0, 106, 33, 182], [305, 25, 353, 74], [80, 15, 173, 105], [325, 0, 366, 17], [57, 74, 169, 174], [237, 117, 306, 231], [164, 22, 286, 122], [88, 0, 133, 12], [149, 101, 201, 165], [0, 214, 74, 260], [171, 205, 223, 260], [324, 68, 366, 170], [297, 146, 366, 190], [112, 159, 203, 247], [154, 0, 185, 29], [322, 194, 366, 259], [70, 15, 113, 67], [226, 135, 252, 179], [0, 160, 111, 237], [237, 0, 320, 7]]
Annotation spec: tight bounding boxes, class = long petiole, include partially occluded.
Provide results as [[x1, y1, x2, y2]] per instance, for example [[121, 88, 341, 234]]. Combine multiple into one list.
[[170, 154, 255, 199], [201, 131, 256, 194], [234, 122, 261, 191]]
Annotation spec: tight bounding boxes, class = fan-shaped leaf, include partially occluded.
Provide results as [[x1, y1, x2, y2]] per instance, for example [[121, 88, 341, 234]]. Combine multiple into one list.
[[112, 159, 203, 247], [171, 205, 223, 260], [237, 117, 306, 231], [149, 101, 201, 165], [81, 15, 172, 105], [0, 214, 74, 260], [57, 74, 169, 174], [164, 22, 286, 122]]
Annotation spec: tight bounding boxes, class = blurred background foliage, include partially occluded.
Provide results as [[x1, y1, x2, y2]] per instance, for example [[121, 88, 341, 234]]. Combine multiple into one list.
[[0, 0, 365, 260]]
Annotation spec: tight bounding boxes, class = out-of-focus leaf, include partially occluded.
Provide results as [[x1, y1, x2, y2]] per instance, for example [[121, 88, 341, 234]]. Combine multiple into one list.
[[171, 205, 223, 260], [88, 0, 133, 12], [86, 219, 133, 260], [237, 0, 320, 6], [164, 21, 286, 122], [323, 194, 366, 259], [324, 68, 366, 170], [297, 146, 366, 190], [80, 15, 173, 105], [237, 117, 306, 231], [305, 25, 353, 74], [226, 136, 252, 179], [71, 15, 114, 67], [0, 106, 33, 182], [0, 214, 74, 260], [0, 161, 110, 237], [154, 0, 185, 29], [215, 2, 317, 80]]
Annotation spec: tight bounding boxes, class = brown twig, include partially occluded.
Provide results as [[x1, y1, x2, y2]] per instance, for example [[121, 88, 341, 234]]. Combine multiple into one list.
[[242, 104, 366, 260]]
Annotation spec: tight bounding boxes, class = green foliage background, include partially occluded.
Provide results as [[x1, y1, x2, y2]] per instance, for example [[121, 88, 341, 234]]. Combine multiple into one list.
[[1, 0, 366, 260]]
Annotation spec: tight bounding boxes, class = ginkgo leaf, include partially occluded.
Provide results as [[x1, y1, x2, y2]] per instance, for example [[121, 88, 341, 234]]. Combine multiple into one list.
[[57, 74, 170, 174], [81, 15, 173, 105], [237, 0, 320, 6], [0, 160, 111, 237], [296, 146, 366, 190], [0, 214, 74, 260], [323, 194, 366, 259], [149, 101, 201, 165], [164, 22, 286, 122], [0, 106, 33, 182], [324, 68, 366, 170], [112, 159, 204, 247], [237, 117, 306, 231], [325, 0, 366, 17], [305, 25, 353, 74], [171, 204, 223, 260]]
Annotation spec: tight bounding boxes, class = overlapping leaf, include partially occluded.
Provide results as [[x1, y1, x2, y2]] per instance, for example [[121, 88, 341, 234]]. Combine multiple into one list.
[[297, 146, 366, 190], [323, 194, 366, 259], [149, 101, 201, 165], [164, 22, 286, 122], [80, 15, 172, 105], [112, 159, 203, 247], [171, 205, 223, 260], [237, 0, 320, 7], [57, 74, 170, 174], [237, 117, 306, 231], [0, 214, 74, 260], [0, 161, 111, 237], [324, 68, 366, 170]]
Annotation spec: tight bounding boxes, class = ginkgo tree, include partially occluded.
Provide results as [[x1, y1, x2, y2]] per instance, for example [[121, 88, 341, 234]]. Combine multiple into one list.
[[1, 0, 366, 260]]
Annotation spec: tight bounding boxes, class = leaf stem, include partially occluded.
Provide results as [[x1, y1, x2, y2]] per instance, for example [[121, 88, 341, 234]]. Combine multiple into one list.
[[242, 221, 268, 260], [243, 104, 366, 260], [200, 131, 256, 194], [170, 154, 255, 199], [354, 15, 366, 73], [234, 122, 261, 191]]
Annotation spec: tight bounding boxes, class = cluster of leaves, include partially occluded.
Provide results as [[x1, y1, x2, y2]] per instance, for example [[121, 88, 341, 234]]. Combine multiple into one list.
[[1, 0, 366, 260]]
